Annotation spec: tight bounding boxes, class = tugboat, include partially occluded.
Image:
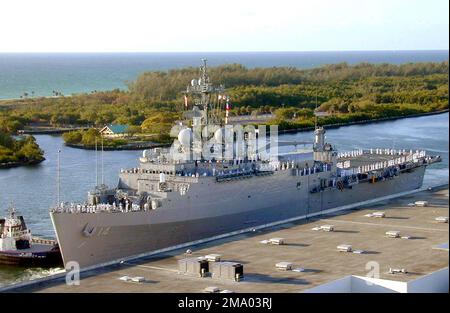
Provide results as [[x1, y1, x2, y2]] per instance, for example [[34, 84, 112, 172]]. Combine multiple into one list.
[[0, 207, 63, 267]]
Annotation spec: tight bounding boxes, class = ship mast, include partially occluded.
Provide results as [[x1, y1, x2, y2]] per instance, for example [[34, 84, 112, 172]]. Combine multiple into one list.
[[101, 136, 104, 186], [200, 58, 209, 126], [95, 138, 99, 187], [57, 149, 61, 207], [184, 59, 226, 127]]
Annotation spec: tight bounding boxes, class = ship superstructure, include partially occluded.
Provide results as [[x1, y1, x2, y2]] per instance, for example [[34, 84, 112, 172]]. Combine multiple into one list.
[[50, 60, 441, 269]]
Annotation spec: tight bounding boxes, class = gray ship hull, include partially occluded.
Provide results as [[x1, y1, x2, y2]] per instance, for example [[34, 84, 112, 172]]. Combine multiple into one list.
[[51, 165, 425, 269]]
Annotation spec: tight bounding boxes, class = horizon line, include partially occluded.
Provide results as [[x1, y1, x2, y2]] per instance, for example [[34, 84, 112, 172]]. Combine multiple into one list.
[[0, 49, 449, 54]]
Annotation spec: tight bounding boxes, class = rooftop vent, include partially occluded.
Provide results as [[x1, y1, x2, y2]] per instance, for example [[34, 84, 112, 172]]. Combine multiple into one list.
[[118, 276, 130, 281], [131, 276, 145, 283], [321, 225, 335, 232], [269, 238, 285, 245], [118, 276, 145, 283], [337, 244, 353, 252], [414, 201, 429, 207], [203, 286, 220, 293], [385, 231, 401, 238], [435, 216, 449, 223], [371, 212, 385, 218], [260, 238, 286, 245], [389, 268, 408, 274], [312, 225, 335, 232], [275, 262, 294, 271]]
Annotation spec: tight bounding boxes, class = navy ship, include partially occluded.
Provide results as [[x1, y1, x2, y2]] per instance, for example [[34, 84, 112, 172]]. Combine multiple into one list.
[[50, 59, 441, 269]]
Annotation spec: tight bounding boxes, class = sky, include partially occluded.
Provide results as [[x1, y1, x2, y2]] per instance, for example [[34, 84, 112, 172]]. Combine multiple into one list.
[[0, 0, 448, 52]]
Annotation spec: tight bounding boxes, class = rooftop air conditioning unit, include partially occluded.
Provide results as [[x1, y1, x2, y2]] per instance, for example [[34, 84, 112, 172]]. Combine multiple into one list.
[[118, 276, 131, 281], [435, 216, 449, 223], [337, 244, 352, 252], [389, 268, 408, 274], [131, 276, 145, 283], [203, 286, 220, 293], [321, 225, 335, 232], [205, 254, 222, 262], [414, 201, 429, 207], [385, 231, 401, 238], [269, 238, 285, 245], [275, 262, 293, 271]]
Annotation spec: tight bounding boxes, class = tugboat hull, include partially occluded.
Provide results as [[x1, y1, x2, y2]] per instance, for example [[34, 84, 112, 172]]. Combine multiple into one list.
[[0, 244, 63, 267]]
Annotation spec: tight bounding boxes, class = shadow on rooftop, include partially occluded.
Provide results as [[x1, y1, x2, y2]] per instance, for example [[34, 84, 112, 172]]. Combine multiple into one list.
[[244, 273, 310, 285], [333, 230, 360, 234]]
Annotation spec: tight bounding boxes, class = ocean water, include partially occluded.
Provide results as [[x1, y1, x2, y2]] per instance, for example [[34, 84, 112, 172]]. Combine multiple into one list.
[[0, 50, 448, 99]]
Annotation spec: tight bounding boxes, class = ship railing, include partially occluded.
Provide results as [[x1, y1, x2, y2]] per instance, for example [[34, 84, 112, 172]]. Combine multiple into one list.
[[216, 171, 256, 182], [291, 164, 330, 177], [338, 154, 433, 179], [7, 229, 30, 238], [52, 203, 147, 214], [31, 237, 57, 245], [338, 149, 427, 159], [338, 153, 431, 177]]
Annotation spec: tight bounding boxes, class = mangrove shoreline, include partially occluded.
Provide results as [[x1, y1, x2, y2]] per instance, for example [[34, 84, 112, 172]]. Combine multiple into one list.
[[0, 158, 45, 169], [279, 109, 449, 134], [64, 109, 448, 151]]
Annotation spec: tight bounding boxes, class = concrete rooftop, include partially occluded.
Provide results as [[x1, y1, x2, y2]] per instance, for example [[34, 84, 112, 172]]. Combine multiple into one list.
[[10, 186, 449, 293]]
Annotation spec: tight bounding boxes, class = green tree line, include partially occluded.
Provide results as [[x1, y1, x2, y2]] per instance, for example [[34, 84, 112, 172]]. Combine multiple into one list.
[[0, 131, 45, 165], [0, 61, 447, 139]]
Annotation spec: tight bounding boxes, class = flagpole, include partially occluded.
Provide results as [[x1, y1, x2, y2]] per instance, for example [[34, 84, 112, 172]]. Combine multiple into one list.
[[101, 136, 104, 185]]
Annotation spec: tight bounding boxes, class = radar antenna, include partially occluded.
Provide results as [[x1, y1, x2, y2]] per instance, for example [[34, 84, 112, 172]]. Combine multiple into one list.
[[184, 59, 226, 127]]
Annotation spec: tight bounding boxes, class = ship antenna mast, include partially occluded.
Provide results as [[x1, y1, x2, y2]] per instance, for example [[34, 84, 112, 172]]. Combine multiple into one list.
[[57, 149, 61, 207], [201, 58, 208, 125], [101, 136, 104, 185], [95, 138, 98, 187], [184, 58, 225, 128], [8, 201, 15, 216]]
